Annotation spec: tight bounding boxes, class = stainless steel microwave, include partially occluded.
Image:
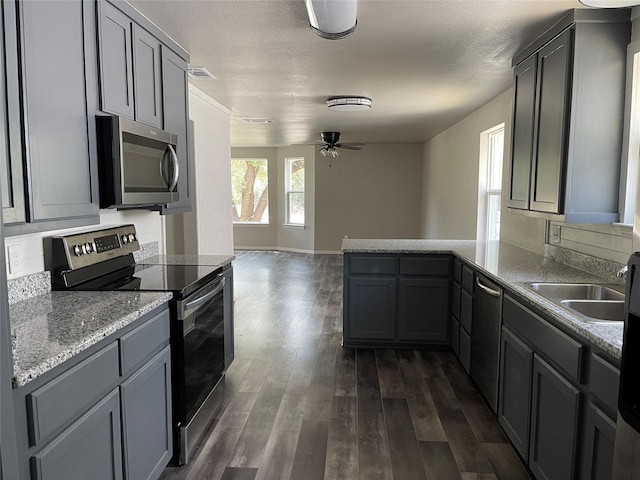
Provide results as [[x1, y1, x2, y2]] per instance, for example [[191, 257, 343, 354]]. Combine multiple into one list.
[[96, 115, 180, 208]]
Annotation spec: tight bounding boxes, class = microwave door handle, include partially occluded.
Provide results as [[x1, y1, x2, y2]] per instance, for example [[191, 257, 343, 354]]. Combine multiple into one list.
[[167, 144, 180, 192], [159, 146, 170, 188]]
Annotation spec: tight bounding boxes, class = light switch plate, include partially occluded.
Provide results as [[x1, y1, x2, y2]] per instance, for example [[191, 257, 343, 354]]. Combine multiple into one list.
[[8, 244, 23, 274]]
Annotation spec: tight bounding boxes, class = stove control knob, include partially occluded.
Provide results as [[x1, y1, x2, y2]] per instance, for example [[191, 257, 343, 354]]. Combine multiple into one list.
[[81, 244, 88, 255], [128, 233, 135, 243], [73, 245, 82, 256], [84, 242, 93, 254], [121, 234, 129, 245]]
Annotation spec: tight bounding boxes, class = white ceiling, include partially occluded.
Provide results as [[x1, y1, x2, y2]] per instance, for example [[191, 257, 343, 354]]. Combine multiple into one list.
[[130, 0, 585, 147]]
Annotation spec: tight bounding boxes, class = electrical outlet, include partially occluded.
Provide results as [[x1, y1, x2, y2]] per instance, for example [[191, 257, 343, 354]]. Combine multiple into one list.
[[7, 244, 23, 274]]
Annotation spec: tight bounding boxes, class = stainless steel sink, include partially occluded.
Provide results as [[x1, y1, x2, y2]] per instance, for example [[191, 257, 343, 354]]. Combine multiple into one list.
[[559, 300, 625, 323], [524, 282, 625, 323], [527, 282, 624, 301]]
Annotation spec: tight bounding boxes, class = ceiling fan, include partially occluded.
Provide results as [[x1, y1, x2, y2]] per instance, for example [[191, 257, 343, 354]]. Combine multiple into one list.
[[316, 131, 364, 158]]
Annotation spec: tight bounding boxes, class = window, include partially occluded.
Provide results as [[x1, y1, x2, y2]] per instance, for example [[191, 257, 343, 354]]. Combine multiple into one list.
[[285, 157, 304, 225], [231, 158, 269, 224], [477, 124, 504, 242]]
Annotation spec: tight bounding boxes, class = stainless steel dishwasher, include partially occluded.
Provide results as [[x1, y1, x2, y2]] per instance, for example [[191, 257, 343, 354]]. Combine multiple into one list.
[[471, 273, 503, 413]]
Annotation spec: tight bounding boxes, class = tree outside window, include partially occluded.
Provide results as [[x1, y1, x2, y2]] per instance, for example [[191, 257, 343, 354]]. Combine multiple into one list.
[[231, 158, 269, 223], [285, 158, 304, 225]]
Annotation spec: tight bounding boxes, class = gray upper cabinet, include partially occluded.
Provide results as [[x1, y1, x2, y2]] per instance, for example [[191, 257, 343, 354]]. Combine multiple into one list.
[[17, 0, 99, 224], [0, 1, 26, 225], [160, 47, 191, 213], [132, 25, 162, 128], [508, 10, 630, 223], [509, 54, 536, 211], [97, 0, 192, 213], [98, 1, 135, 119]]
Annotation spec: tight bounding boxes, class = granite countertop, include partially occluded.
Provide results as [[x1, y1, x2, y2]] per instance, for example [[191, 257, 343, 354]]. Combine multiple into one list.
[[342, 239, 625, 360], [142, 254, 235, 267], [10, 290, 172, 388]]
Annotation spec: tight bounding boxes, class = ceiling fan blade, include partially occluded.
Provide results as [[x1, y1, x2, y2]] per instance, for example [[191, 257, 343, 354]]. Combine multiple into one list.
[[338, 144, 362, 150]]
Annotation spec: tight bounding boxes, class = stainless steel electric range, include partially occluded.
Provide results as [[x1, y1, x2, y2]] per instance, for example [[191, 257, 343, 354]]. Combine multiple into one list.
[[45, 224, 225, 465]]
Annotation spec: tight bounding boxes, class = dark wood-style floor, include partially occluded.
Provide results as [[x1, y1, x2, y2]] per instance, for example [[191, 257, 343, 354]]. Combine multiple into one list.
[[161, 251, 531, 480]]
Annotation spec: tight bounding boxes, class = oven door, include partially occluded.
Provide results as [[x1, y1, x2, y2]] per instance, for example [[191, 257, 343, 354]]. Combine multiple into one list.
[[173, 274, 225, 464]]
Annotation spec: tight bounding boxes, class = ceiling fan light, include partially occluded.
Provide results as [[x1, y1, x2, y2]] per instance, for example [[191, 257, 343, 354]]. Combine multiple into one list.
[[578, 0, 638, 6], [327, 96, 372, 112], [305, 0, 357, 40]]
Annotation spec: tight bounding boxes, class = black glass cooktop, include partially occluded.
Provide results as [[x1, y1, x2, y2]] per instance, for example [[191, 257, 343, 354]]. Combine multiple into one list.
[[68, 263, 222, 298]]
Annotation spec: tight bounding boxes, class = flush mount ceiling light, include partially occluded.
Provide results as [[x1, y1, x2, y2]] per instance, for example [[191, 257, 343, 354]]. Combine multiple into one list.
[[305, 0, 357, 40], [327, 96, 372, 112], [578, 0, 638, 6]]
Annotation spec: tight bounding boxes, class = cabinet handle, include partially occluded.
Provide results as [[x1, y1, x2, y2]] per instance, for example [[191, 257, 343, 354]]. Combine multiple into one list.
[[476, 277, 501, 297]]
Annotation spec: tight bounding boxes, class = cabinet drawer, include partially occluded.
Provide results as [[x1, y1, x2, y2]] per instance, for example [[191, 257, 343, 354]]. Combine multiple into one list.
[[348, 256, 397, 275], [503, 295, 585, 381], [462, 265, 474, 292], [27, 342, 119, 447], [399, 256, 451, 276], [453, 258, 462, 283], [119, 309, 170, 378], [589, 353, 620, 415]]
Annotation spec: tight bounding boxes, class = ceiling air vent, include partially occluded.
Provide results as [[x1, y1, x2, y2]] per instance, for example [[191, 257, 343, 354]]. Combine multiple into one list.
[[187, 67, 217, 80]]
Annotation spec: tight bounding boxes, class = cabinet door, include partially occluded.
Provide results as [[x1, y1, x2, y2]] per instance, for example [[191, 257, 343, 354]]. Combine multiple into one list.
[[451, 317, 460, 356], [346, 277, 396, 340], [498, 327, 533, 461], [0, 0, 26, 224], [223, 265, 234, 369], [398, 278, 449, 342], [19, 0, 99, 222], [98, 1, 135, 118], [581, 403, 616, 480], [132, 25, 162, 128], [530, 29, 573, 214], [30, 389, 123, 480], [120, 347, 172, 480], [509, 54, 537, 210], [529, 354, 581, 480], [459, 327, 471, 374], [160, 47, 191, 213]]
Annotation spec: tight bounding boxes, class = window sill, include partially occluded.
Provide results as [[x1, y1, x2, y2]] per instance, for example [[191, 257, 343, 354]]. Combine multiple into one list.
[[233, 223, 270, 227], [284, 224, 305, 229]]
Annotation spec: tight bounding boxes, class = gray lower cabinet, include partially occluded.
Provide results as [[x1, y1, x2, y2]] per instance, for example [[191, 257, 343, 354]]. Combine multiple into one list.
[[223, 265, 235, 369], [120, 347, 172, 480], [160, 46, 191, 213], [31, 389, 123, 480], [459, 327, 471, 374], [581, 403, 616, 480], [14, 306, 172, 480], [398, 278, 449, 342], [498, 326, 533, 461], [346, 276, 397, 340], [529, 354, 581, 480]]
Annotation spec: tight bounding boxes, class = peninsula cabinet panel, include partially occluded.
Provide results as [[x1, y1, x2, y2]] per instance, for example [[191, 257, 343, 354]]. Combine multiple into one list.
[[98, 1, 135, 118], [398, 278, 449, 343], [18, 0, 99, 222], [30, 389, 123, 480], [529, 354, 581, 480], [346, 277, 396, 340]]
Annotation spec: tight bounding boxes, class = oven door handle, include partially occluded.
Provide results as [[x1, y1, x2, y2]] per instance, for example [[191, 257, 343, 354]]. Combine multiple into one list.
[[178, 275, 225, 320]]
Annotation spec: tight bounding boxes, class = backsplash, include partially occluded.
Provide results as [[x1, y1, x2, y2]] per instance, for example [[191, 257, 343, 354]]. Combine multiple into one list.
[[544, 244, 626, 285]]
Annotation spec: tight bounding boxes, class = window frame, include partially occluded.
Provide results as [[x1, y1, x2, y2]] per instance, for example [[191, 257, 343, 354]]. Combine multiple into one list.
[[284, 157, 305, 226], [477, 123, 505, 242]]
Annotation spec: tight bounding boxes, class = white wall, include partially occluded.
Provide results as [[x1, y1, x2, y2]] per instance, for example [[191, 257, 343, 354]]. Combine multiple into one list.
[[420, 88, 546, 252], [4, 209, 165, 280], [315, 144, 423, 252], [165, 85, 234, 256]]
